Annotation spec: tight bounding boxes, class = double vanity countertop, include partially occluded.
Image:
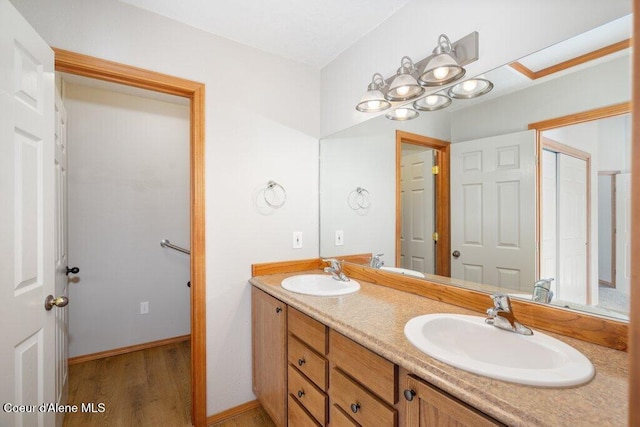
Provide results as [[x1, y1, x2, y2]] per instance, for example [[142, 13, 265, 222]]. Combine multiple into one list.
[[250, 270, 628, 427]]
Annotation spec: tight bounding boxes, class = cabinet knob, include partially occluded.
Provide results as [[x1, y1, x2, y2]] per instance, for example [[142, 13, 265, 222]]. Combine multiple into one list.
[[298, 358, 305, 366], [350, 403, 360, 413], [275, 307, 282, 313], [297, 390, 304, 398], [404, 389, 416, 401]]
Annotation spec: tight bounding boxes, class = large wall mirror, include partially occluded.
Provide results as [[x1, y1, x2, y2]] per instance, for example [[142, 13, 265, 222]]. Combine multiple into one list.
[[319, 14, 632, 322]]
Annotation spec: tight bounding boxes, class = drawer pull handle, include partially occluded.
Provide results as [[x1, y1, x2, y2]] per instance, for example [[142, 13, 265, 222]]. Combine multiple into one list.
[[297, 390, 305, 398], [298, 358, 306, 366], [350, 403, 360, 413], [275, 307, 282, 313], [404, 389, 416, 401]]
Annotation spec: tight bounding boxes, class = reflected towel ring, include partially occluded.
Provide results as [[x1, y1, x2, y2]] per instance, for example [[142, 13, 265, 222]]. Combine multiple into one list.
[[347, 187, 371, 210], [264, 180, 287, 208]]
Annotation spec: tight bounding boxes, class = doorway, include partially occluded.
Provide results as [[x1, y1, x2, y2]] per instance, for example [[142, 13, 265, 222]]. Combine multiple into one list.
[[54, 49, 207, 426]]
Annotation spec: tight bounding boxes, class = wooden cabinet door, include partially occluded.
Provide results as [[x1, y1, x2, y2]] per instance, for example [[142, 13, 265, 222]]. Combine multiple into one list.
[[400, 372, 503, 427], [252, 287, 288, 426]]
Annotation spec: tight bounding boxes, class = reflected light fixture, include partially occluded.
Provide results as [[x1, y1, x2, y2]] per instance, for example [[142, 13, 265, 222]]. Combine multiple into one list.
[[418, 34, 466, 86], [413, 93, 452, 111], [356, 73, 391, 112], [385, 107, 419, 121], [385, 56, 425, 102], [448, 78, 493, 99]]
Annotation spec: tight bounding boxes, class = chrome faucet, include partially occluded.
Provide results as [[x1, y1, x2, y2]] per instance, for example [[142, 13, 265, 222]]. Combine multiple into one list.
[[485, 293, 533, 336], [369, 253, 384, 269], [323, 258, 350, 282], [532, 278, 554, 303]]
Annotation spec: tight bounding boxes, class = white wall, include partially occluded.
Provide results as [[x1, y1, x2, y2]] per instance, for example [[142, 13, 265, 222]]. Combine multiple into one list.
[[320, 110, 450, 263], [320, 0, 631, 137], [64, 82, 190, 357], [10, 0, 320, 415]]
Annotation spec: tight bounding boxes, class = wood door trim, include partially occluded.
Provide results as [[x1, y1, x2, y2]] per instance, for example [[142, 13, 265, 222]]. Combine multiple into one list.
[[596, 171, 618, 289], [395, 130, 451, 277], [54, 48, 207, 427], [509, 39, 631, 80]]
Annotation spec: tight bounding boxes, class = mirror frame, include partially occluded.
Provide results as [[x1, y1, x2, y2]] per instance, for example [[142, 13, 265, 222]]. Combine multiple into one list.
[[395, 131, 451, 276]]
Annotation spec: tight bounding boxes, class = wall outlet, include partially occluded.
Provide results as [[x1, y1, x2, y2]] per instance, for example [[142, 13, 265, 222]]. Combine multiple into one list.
[[140, 301, 149, 314], [335, 230, 344, 246], [293, 231, 303, 249]]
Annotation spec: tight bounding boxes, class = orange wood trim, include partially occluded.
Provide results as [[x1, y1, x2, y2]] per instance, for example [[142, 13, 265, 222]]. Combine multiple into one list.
[[206, 400, 262, 425], [510, 39, 631, 80], [528, 102, 631, 131], [395, 130, 451, 276], [55, 49, 207, 427], [68, 335, 191, 365], [629, 8, 639, 426], [252, 258, 325, 276], [341, 263, 628, 351], [542, 138, 591, 161]]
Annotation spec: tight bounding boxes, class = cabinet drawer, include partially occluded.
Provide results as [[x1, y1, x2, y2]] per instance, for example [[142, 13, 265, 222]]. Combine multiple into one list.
[[288, 365, 327, 425], [288, 307, 328, 355], [288, 395, 321, 427], [330, 403, 360, 427], [331, 368, 397, 427], [288, 335, 328, 390], [330, 330, 397, 404]]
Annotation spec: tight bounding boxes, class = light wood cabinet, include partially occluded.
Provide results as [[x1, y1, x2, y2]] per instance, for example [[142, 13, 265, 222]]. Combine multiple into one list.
[[251, 287, 505, 427], [399, 369, 504, 427], [252, 287, 287, 427]]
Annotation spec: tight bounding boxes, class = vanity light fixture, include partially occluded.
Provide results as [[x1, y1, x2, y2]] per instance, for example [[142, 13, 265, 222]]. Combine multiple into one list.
[[413, 93, 452, 111], [418, 34, 466, 86], [356, 73, 392, 112], [448, 78, 494, 99], [385, 56, 425, 102], [385, 107, 419, 121]]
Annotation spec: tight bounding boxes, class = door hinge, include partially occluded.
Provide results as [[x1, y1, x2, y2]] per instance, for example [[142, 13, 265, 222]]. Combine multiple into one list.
[[432, 165, 439, 175], [432, 232, 439, 242]]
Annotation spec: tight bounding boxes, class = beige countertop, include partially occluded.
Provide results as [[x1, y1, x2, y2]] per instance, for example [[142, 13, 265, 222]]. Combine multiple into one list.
[[250, 271, 628, 427]]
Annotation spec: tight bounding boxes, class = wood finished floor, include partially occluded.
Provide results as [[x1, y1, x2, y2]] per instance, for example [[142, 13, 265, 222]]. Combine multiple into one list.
[[63, 340, 191, 427]]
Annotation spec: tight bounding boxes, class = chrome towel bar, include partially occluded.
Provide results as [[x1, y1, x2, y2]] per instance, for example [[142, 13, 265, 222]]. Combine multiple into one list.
[[160, 239, 190, 255]]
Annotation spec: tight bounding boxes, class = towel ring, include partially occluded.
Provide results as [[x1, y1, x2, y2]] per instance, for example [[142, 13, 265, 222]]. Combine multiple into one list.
[[347, 187, 371, 210], [264, 180, 287, 208]]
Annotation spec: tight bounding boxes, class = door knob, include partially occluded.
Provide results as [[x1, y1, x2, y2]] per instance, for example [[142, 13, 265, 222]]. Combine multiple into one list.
[[45, 295, 69, 311], [452, 250, 461, 259], [66, 266, 80, 275]]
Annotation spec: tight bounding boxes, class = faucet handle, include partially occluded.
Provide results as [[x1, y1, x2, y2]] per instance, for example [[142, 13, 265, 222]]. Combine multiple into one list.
[[322, 258, 340, 269], [490, 293, 512, 312]]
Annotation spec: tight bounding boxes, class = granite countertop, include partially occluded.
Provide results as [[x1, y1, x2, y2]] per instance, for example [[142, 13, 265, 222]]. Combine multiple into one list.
[[250, 271, 628, 427]]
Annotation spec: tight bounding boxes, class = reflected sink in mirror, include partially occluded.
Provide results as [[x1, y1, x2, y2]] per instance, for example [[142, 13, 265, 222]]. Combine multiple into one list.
[[380, 266, 426, 278], [281, 274, 360, 296], [404, 314, 594, 387]]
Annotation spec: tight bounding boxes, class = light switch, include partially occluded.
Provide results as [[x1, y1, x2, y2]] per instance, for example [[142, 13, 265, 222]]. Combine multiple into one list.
[[335, 230, 344, 246], [293, 231, 303, 249]]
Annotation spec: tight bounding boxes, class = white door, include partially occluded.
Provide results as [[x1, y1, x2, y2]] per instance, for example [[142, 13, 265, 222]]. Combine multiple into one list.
[[0, 1, 56, 426], [401, 150, 435, 274], [615, 173, 631, 297], [54, 88, 70, 427], [556, 154, 588, 304], [450, 130, 536, 292]]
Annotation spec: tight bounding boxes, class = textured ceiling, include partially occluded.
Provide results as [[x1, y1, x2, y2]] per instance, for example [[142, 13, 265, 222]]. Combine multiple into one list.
[[118, 0, 412, 67]]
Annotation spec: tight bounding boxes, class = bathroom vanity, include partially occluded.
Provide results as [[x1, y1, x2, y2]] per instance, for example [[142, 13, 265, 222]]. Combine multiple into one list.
[[250, 269, 628, 426]]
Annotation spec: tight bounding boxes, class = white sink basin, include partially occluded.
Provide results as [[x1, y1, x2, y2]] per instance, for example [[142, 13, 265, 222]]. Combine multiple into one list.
[[404, 314, 594, 387], [380, 266, 426, 278], [281, 274, 360, 296]]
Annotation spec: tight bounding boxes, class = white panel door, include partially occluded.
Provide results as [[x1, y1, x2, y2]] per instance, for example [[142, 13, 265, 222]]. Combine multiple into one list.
[[0, 1, 56, 426], [401, 150, 435, 274], [54, 88, 69, 427], [541, 149, 558, 295], [615, 173, 631, 297], [451, 130, 536, 292], [556, 154, 588, 304]]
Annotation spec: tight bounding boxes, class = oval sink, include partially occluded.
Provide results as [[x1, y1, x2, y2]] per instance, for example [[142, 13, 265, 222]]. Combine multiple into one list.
[[380, 266, 426, 278], [281, 274, 360, 296], [404, 314, 594, 387]]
